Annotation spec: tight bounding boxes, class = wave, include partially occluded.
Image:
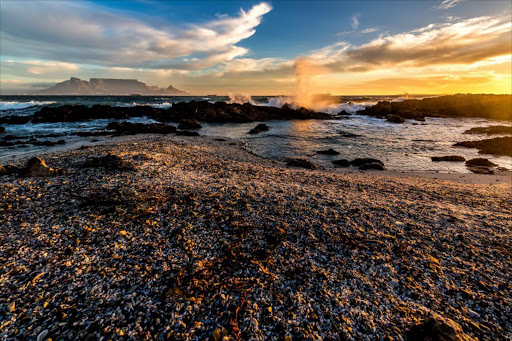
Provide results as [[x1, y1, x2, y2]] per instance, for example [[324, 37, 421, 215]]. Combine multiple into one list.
[[0, 101, 56, 111], [116, 102, 174, 108]]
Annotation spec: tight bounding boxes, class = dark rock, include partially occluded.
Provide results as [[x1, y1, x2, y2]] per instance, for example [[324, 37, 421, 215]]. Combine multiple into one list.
[[176, 131, 200, 136], [56, 140, 66, 145], [2, 135, 20, 141], [18, 157, 67, 177], [82, 153, 136, 171], [463, 125, 511, 135], [106, 121, 176, 135], [178, 119, 202, 130], [359, 163, 385, 170], [465, 158, 497, 167], [72, 131, 114, 137], [337, 130, 360, 138], [286, 159, 318, 170], [386, 114, 405, 123], [467, 166, 494, 175], [332, 159, 350, 167], [0, 115, 32, 125], [357, 94, 512, 121], [350, 158, 384, 167], [405, 315, 476, 341], [431, 156, 466, 162], [0, 126, 5, 134], [0, 165, 20, 176], [454, 137, 512, 156], [317, 149, 340, 155], [249, 123, 270, 134]]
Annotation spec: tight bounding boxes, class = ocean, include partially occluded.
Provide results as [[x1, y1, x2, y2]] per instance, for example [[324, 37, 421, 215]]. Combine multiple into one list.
[[1, 95, 511, 173]]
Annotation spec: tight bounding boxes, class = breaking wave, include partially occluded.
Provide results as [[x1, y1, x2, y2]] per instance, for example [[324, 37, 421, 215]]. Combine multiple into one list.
[[0, 101, 56, 111]]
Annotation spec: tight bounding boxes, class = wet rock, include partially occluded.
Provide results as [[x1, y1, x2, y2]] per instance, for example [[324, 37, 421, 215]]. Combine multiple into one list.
[[178, 119, 202, 130], [431, 156, 466, 162], [454, 137, 512, 156], [249, 123, 270, 134], [386, 114, 405, 123], [332, 159, 350, 167], [107, 121, 177, 135], [317, 149, 340, 155], [465, 158, 497, 167], [466, 166, 494, 175], [463, 125, 512, 135], [0, 165, 20, 176], [350, 158, 384, 167], [18, 157, 67, 177], [0, 126, 5, 134], [37, 329, 49, 341], [0, 115, 32, 125], [286, 159, 318, 170], [82, 153, 136, 171], [405, 315, 476, 341], [359, 163, 385, 170]]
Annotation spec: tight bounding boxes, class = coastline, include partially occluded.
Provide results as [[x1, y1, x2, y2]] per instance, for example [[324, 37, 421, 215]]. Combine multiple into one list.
[[1, 134, 511, 340]]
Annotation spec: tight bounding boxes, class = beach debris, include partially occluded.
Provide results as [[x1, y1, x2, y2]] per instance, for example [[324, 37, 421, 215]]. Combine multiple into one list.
[[178, 118, 202, 129], [405, 315, 476, 341], [317, 148, 340, 155], [286, 158, 318, 169], [431, 156, 466, 162], [18, 157, 67, 177], [249, 123, 270, 134]]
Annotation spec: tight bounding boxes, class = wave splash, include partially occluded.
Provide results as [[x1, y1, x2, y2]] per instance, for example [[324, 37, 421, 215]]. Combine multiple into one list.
[[0, 101, 56, 111]]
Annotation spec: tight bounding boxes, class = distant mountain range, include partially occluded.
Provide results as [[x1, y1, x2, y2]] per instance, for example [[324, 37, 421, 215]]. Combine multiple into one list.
[[36, 77, 188, 95]]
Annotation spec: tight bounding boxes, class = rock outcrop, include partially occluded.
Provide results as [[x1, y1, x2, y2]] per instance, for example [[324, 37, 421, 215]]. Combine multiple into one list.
[[249, 123, 270, 134], [286, 159, 318, 170], [405, 315, 476, 341], [18, 157, 67, 177], [431, 156, 466, 162], [454, 136, 512, 156], [463, 125, 512, 135]]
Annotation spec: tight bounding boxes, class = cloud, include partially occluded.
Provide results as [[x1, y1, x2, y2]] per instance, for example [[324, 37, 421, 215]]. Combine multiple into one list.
[[0, 2, 272, 70], [436, 0, 467, 10], [361, 27, 379, 34], [351, 14, 360, 30]]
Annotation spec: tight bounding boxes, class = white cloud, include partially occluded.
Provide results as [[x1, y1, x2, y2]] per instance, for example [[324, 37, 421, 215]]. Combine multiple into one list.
[[0, 2, 272, 70], [351, 14, 360, 30], [361, 27, 379, 34], [436, 0, 467, 10]]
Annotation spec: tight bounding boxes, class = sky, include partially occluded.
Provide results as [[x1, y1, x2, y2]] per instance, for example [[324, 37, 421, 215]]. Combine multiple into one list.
[[0, 0, 511, 95]]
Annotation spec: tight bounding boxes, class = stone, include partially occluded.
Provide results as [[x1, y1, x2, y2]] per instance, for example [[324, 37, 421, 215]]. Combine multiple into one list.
[[350, 158, 384, 167], [107, 121, 176, 135], [465, 158, 497, 167], [454, 137, 512, 156], [386, 114, 405, 123], [405, 315, 476, 341], [18, 157, 66, 177], [178, 119, 202, 130], [176, 131, 200, 136], [286, 159, 318, 170], [82, 153, 136, 171], [359, 163, 385, 170], [0, 165, 20, 176], [0, 126, 5, 134], [317, 149, 340, 155], [431, 156, 466, 162], [249, 123, 270, 134], [332, 159, 350, 167]]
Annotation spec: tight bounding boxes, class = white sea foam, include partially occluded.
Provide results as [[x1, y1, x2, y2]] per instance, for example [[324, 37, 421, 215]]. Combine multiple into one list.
[[0, 101, 56, 111]]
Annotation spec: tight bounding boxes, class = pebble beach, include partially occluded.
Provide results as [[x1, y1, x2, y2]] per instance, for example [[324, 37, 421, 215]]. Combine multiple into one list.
[[1, 135, 511, 340]]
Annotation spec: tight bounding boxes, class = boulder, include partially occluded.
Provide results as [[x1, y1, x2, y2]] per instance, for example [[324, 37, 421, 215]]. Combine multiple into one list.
[[18, 157, 66, 177], [0, 126, 5, 134], [386, 114, 405, 123], [82, 153, 136, 171], [332, 159, 350, 167], [107, 121, 176, 135], [286, 159, 318, 170], [317, 149, 340, 155], [467, 166, 494, 175], [405, 315, 476, 341], [465, 158, 497, 167], [0, 115, 32, 125], [249, 123, 270, 134], [350, 158, 384, 167], [431, 156, 466, 162], [454, 137, 512, 156], [359, 163, 385, 170], [0, 165, 20, 176], [463, 125, 512, 135], [178, 119, 202, 130]]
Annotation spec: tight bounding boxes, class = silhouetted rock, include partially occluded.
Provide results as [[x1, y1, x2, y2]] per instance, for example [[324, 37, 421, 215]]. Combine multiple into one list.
[[386, 114, 405, 123], [18, 157, 67, 177], [431, 156, 466, 162], [332, 159, 350, 167], [0, 115, 32, 125], [317, 148, 340, 155], [358, 94, 512, 121], [0, 165, 19, 176], [463, 125, 512, 135], [465, 158, 497, 167], [359, 163, 385, 170], [286, 159, 318, 170], [82, 153, 136, 171], [454, 136, 512, 156], [178, 119, 202, 130], [107, 121, 177, 135], [350, 158, 384, 167], [0, 126, 5, 134], [249, 123, 270, 134], [406, 315, 475, 341]]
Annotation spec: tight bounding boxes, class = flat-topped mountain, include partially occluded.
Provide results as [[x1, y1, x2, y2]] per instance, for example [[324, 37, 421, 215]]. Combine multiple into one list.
[[36, 77, 188, 95]]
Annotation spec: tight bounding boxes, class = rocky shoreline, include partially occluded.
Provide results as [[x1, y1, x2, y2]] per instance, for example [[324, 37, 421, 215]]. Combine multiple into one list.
[[1, 135, 511, 340]]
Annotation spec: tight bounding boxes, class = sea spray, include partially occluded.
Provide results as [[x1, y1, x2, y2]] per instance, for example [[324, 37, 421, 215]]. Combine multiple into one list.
[[227, 93, 255, 105]]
